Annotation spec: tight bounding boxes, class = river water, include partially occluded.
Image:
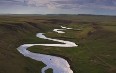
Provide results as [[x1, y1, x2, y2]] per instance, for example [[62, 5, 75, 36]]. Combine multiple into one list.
[[17, 26, 77, 73]]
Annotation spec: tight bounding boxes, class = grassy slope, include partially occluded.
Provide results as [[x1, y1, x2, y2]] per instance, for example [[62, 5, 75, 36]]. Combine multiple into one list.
[[0, 15, 116, 73]]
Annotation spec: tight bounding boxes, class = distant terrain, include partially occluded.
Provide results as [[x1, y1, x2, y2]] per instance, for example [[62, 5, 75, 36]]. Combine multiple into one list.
[[0, 14, 116, 73]]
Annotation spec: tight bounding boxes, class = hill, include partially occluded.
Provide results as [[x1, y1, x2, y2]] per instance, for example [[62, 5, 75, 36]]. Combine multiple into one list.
[[0, 15, 116, 73]]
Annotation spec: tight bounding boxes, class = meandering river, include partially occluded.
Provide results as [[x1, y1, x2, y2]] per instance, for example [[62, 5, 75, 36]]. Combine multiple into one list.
[[17, 26, 78, 73]]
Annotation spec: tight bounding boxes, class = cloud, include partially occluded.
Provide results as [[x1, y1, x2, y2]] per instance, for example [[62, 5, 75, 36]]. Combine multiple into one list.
[[0, 0, 116, 10], [23, 0, 116, 10], [0, 0, 25, 6]]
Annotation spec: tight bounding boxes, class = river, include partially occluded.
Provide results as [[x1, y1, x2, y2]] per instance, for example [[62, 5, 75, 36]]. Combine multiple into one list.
[[17, 26, 77, 73]]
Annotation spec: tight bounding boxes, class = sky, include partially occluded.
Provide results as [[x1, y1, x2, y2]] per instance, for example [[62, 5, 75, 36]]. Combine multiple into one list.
[[0, 0, 116, 15]]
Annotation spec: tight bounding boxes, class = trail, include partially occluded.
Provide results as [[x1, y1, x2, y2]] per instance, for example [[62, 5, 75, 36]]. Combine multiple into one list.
[[17, 26, 77, 73]]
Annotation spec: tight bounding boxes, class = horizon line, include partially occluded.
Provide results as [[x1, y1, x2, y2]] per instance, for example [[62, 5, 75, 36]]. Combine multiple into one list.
[[0, 13, 116, 16]]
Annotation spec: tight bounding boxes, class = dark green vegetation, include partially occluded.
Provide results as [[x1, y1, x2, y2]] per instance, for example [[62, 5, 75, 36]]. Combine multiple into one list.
[[0, 15, 116, 73]]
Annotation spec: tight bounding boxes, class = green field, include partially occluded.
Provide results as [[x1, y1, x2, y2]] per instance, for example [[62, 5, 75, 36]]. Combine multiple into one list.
[[0, 14, 116, 73]]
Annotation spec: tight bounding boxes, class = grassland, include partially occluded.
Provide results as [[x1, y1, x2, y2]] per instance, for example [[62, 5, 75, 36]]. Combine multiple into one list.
[[0, 14, 116, 73]]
